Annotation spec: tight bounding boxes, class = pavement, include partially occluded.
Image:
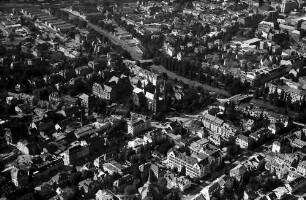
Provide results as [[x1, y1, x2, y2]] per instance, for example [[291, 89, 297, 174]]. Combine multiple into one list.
[[150, 64, 231, 97]]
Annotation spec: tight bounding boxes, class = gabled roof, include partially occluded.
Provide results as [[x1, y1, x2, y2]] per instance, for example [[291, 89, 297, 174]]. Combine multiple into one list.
[[108, 76, 119, 84]]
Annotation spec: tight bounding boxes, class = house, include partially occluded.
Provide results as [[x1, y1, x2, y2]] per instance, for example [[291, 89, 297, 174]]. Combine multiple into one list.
[[285, 177, 306, 194], [236, 134, 254, 149], [272, 141, 282, 153], [164, 173, 191, 192], [61, 95, 79, 107], [17, 140, 40, 155], [31, 154, 64, 180], [127, 138, 149, 153], [291, 139, 306, 149], [61, 141, 89, 165], [113, 174, 134, 188], [127, 113, 151, 136], [74, 125, 95, 139], [75, 66, 91, 76], [229, 164, 248, 181], [139, 162, 163, 180], [132, 87, 146, 107], [268, 123, 281, 134], [92, 75, 132, 101], [297, 161, 306, 176], [77, 93, 89, 108], [265, 153, 298, 179], [10, 168, 29, 188], [96, 189, 116, 200], [176, 176, 191, 192], [103, 160, 127, 175], [201, 113, 237, 139], [92, 83, 115, 100], [167, 149, 214, 178], [200, 181, 221, 200], [79, 179, 93, 194]]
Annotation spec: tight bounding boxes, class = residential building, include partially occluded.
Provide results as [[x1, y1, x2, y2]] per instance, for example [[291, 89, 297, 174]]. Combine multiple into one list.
[[113, 174, 134, 188], [96, 190, 116, 200], [77, 93, 89, 108], [291, 138, 306, 149], [201, 113, 237, 139], [236, 134, 254, 149], [32, 154, 64, 179], [285, 177, 306, 194], [127, 113, 151, 136], [103, 160, 127, 175], [297, 161, 306, 176], [74, 125, 95, 139], [266, 82, 306, 103], [167, 149, 213, 178], [164, 173, 191, 192], [93, 82, 115, 100], [11, 168, 29, 188], [92, 75, 132, 101], [61, 141, 89, 165], [229, 164, 248, 181]]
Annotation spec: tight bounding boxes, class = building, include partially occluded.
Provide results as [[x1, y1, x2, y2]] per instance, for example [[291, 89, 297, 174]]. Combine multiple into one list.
[[74, 125, 95, 139], [49, 92, 60, 104], [176, 176, 191, 192], [285, 177, 306, 194], [127, 113, 151, 136], [281, 0, 298, 13], [93, 82, 114, 100], [297, 161, 306, 176], [229, 164, 248, 181], [266, 82, 306, 103], [95, 189, 116, 200], [103, 160, 126, 175], [32, 154, 64, 179], [61, 141, 89, 165], [236, 134, 254, 149], [92, 75, 132, 101], [77, 93, 90, 108], [113, 174, 134, 188], [272, 141, 282, 153], [265, 153, 299, 179], [11, 168, 29, 188], [201, 113, 237, 139], [167, 149, 213, 178], [291, 138, 306, 149]]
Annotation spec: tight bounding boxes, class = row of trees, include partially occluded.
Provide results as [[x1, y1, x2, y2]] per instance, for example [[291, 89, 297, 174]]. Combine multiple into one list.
[[154, 56, 250, 95]]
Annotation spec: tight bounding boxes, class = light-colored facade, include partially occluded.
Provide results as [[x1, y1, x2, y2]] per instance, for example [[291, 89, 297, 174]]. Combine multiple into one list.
[[61, 142, 89, 165], [167, 149, 212, 178], [127, 113, 151, 136], [92, 82, 114, 100], [202, 113, 237, 139]]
